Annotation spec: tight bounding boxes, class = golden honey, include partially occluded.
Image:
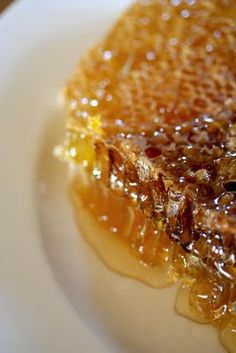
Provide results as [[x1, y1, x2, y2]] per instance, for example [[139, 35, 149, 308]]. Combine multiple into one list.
[[56, 1, 236, 352]]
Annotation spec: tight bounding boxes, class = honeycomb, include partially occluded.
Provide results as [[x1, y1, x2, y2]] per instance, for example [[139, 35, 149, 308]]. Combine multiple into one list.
[[57, 1, 236, 352], [64, 0, 236, 134]]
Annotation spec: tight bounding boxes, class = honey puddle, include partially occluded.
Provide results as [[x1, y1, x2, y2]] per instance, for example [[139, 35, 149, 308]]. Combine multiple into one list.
[[70, 168, 236, 353]]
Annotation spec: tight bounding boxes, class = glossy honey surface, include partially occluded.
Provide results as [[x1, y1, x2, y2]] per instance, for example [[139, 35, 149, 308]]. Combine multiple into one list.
[[57, 1, 236, 351]]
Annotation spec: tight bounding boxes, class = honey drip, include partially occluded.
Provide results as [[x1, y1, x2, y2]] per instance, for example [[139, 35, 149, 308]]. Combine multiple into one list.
[[57, 0, 236, 352]]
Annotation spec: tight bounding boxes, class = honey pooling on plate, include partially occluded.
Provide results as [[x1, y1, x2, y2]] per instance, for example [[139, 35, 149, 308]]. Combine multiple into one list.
[[56, 1, 236, 352]]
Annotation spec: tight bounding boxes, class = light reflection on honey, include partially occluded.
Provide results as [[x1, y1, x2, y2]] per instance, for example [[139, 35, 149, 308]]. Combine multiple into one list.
[[58, 0, 236, 352], [70, 169, 236, 353]]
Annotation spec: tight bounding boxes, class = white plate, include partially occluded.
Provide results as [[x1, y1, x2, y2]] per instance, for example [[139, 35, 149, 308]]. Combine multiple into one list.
[[0, 1, 226, 352]]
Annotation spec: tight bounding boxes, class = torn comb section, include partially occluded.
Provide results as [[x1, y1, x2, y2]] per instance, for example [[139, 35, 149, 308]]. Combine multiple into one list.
[[70, 170, 176, 288]]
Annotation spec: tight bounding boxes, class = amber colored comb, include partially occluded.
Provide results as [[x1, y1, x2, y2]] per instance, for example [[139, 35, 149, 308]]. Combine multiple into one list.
[[56, 1, 236, 351]]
